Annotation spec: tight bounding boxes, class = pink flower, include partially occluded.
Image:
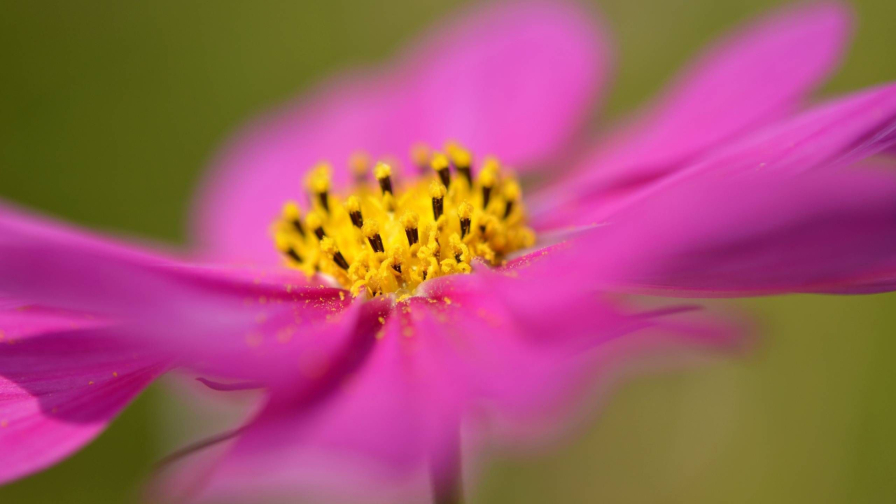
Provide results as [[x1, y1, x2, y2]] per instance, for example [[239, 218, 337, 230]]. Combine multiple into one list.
[[2, 1, 896, 502]]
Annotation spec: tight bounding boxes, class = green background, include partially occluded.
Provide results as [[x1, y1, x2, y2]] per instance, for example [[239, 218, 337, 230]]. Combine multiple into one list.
[[2, 0, 895, 502]]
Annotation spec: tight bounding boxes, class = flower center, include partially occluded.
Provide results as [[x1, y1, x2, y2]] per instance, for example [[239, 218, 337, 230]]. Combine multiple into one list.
[[272, 142, 535, 298]]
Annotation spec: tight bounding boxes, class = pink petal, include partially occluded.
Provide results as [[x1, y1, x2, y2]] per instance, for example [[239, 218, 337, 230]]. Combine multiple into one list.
[[549, 167, 896, 297], [0, 205, 174, 482], [816, 264, 896, 294], [189, 272, 742, 503], [0, 320, 165, 484], [533, 1, 851, 226], [658, 81, 896, 180], [192, 313, 437, 504], [421, 270, 745, 439], [401, 1, 610, 168], [549, 81, 896, 228], [194, 0, 609, 265], [0, 306, 105, 341], [0, 203, 397, 483], [184, 295, 390, 397], [0, 203, 367, 390], [0, 200, 178, 264]]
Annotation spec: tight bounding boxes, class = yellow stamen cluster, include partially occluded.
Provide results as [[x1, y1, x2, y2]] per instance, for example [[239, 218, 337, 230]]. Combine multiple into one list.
[[272, 143, 535, 299]]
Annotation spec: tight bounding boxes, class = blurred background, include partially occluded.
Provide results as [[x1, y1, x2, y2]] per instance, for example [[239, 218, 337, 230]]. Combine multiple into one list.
[[1, 0, 895, 502]]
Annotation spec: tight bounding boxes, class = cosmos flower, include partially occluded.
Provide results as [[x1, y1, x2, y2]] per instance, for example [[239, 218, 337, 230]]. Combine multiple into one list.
[[2, 1, 896, 503]]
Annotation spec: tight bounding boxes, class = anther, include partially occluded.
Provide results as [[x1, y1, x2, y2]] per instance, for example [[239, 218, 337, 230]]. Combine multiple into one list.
[[333, 251, 349, 270], [362, 220, 385, 253], [374, 162, 393, 195], [321, 237, 350, 270], [349, 152, 370, 183], [411, 144, 431, 174], [282, 201, 306, 237], [503, 180, 520, 219], [306, 212, 326, 240], [478, 214, 496, 236], [401, 211, 420, 246], [307, 163, 332, 213], [275, 234, 302, 263], [430, 152, 451, 188], [450, 234, 464, 263], [447, 144, 473, 186], [458, 201, 473, 238], [345, 196, 364, 228], [389, 248, 403, 274], [430, 181, 447, 220], [479, 158, 499, 209]]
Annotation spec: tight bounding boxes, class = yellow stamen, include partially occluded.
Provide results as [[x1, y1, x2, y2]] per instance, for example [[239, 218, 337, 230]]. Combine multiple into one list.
[[349, 152, 370, 182], [430, 152, 451, 187], [305, 211, 325, 240], [320, 237, 350, 271], [457, 201, 473, 239], [345, 196, 363, 228], [430, 180, 448, 221], [374, 162, 393, 192], [362, 220, 385, 253], [374, 162, 396, 211], [411, 143, 431, 173], [401, 211, 420, 246], [282, 201, 306, 236], [447, 143, 473, 186], [502, 179, 521, 219], [272, 143, 535, 298], [479, 158, 499, 209], [306, 163, 332, 212], [275, 233, 302, 263]]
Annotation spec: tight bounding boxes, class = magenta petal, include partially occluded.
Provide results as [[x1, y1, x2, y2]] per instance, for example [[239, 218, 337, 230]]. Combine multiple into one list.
[[190, 269, 743, 503], [194, 0, 609, 265], [533, 2, 851, 225], [185, 295, 389, 395], [0, 210, 240, 336], [587, 1, 848, 183], [402, 1, 610, 168], [671, 81, 896, 178], [0, 200, 177, 264], [0, 306, 105, 341], [0, 203, 370, 390], [554, 82, 896, 227], [814, 262, 896, 294], [0, 320, 165, 484], [556, 168, 896, 296], [192, 301, 562, 503], [194, 314, 438, 504], [421, 271, 744, 438], [0, 208, 174, 484]]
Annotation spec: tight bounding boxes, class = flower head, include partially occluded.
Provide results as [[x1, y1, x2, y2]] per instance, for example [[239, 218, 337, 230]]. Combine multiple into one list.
[[2, 2, 896, 503], [272, 147, 534, 298]]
